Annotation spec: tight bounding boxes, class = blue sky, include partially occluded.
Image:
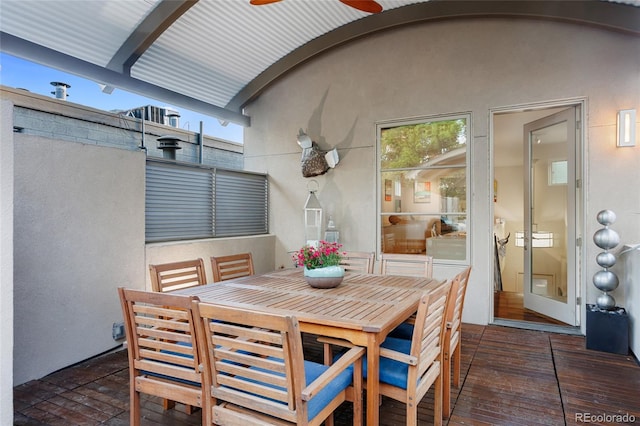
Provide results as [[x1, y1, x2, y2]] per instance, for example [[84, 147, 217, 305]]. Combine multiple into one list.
[[0, 53, 243, 143]]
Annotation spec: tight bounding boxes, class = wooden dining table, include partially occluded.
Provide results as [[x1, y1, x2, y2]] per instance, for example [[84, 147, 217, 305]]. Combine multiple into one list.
[[173, 268, 443, 426]]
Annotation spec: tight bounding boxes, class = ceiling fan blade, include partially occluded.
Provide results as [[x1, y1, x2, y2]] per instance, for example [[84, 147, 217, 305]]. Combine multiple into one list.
[[339, 0, 383, 13], [250, 0, 283, 5]]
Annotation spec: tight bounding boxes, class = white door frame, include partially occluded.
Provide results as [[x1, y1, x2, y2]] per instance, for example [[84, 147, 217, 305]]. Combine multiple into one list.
[[489, 98, 586, 333]]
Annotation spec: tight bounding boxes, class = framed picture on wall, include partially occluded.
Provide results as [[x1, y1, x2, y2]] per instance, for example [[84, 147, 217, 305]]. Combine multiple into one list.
[[414, 181, 431, 203], [385, 179, 392, 201]]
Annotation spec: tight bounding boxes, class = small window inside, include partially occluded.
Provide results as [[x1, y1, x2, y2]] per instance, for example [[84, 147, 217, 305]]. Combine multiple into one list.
[[549, 160, 567, 185]]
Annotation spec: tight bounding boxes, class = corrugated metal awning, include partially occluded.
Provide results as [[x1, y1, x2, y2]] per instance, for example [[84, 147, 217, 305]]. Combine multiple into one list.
[[1, 0, 638, 126]]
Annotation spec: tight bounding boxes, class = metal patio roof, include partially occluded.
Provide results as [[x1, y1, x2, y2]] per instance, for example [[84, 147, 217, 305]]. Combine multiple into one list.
[[1, 1, 638, 127]]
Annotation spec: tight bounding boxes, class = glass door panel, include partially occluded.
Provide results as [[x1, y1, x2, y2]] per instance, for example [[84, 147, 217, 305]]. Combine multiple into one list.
[[523, 108, 577, 325]]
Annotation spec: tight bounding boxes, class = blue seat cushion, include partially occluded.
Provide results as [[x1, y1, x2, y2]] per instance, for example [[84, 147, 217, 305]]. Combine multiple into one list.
[[142, 341, 201, 387], [335, 337, 411, 390], [236, 357, 353, 421], [302, 359, 353, 420], [388, 322, 414, 340], [146, 342, 251, 385]]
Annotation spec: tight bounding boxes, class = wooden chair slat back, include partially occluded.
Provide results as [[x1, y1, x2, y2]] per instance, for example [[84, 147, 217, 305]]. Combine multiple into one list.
[[442, 266, 471, 418], [149, 259, 207, 292], [449, 266, 472, 343], [119, 288, 202, 381], [381, 253, 433, 278], [118, 287, 205, 426], [409, 279, 455, 386], [194, 302, 305, 423], [211, 253, 255, 282], [340, 251, 375, 274]]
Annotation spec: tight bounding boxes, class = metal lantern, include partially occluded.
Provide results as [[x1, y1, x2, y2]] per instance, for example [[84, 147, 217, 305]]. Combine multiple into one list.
[[324, 215, 340, 244], [304, 181, 323, 247]]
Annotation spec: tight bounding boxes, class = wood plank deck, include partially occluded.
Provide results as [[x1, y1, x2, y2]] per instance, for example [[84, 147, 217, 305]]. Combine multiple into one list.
[[14, 324, 640, 425]]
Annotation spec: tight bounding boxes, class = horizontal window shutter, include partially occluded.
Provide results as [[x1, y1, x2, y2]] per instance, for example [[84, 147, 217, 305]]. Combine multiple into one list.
[[146, 163, 213, 241], [214, 169, 268, 237], [146, 161, 268, 242]]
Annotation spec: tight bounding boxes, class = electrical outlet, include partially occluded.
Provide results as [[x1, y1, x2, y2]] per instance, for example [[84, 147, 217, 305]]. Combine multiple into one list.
[[112, 322, 125, 340]]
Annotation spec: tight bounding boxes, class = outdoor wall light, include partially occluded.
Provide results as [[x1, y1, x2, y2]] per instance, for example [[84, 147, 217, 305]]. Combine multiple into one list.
[[617, 109, 636, 147]]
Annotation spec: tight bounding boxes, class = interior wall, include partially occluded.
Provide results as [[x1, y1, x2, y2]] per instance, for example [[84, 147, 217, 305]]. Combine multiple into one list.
[[494, 165, 524, 292], [13, 136, 146, 385], [243, 18, 640, 326]]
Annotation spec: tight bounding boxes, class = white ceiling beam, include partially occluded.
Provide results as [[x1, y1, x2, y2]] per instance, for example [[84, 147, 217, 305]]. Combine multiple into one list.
[[0, 32, 250, 127], [107, 0, 198, 75]]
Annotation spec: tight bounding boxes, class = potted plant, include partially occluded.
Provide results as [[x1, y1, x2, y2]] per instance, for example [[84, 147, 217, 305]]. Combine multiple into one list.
[[292, 241, 345, 288]]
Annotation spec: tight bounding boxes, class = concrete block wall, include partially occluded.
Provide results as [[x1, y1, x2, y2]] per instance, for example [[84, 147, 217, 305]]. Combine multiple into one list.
[[5, 86, 244, 170], [15, 107, 139, 149]]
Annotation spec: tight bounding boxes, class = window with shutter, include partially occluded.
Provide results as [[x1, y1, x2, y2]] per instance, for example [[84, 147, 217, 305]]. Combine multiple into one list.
[[145, 160, 268, 242]]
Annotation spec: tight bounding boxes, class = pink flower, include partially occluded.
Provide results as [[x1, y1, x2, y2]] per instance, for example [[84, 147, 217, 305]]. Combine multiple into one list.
[[292, 241, 343, 270]]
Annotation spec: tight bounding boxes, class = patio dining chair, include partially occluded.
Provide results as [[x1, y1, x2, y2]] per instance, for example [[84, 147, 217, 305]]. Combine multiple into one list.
[[147, 259, 207, 413], [321, 278, 455, 426], [149, 258, 207, 293], [192, 301, 365, 426], [340, 251, 375, 274], [117, 288, 204, 426], [380, 253, 433, 278], [443, 266, 472, 418], [210, 252, 255, 282], [385, 265, 472, 417], [382, 253, 434, 339]]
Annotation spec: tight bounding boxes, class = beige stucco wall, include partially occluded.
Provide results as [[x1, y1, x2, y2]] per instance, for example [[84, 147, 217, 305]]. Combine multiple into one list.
[[4, 87, 275, 386], [243, 18, 640, 328], [145, 235, 277, 289], [1, 99, 15, 424], [12, 136, 146, 385], [9, 132, 278, 386]]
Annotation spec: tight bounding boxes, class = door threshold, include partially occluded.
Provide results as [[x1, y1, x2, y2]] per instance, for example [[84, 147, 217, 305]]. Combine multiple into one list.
[[492, 318, 582, 335]]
